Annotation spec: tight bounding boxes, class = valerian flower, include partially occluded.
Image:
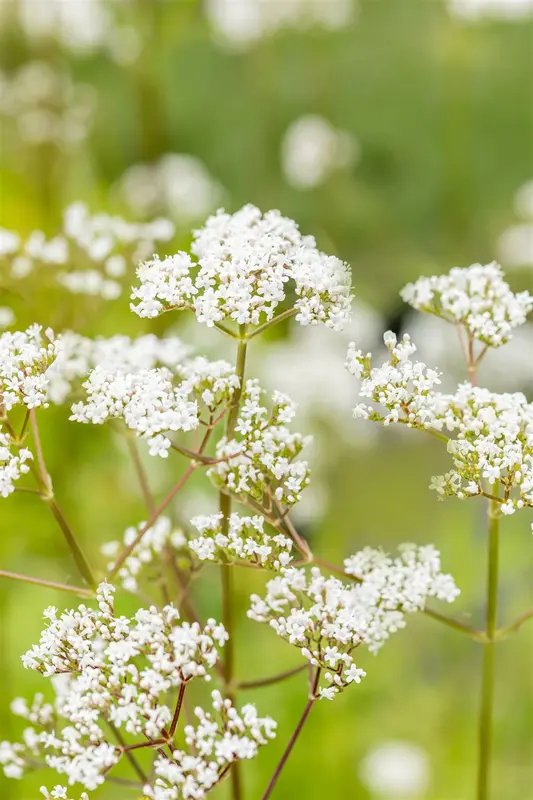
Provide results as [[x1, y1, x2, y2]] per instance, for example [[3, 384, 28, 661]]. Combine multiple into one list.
[[400, 262, 533, 347], [189, 512, 293, 570], [3, 584, 231, 790], [347, 333, 533, 513], [70, 357, 239, 457], [48, 332, 191, 404], [0, 433, 33, 498], [249, 545, 458, 700], [145, 691, 276, 800], [207, 380, 311, 508], [40, 787, 89, 800], [346, 331, 445, 429], [131, 204, 352, 331], [0, 325, 57, 411]]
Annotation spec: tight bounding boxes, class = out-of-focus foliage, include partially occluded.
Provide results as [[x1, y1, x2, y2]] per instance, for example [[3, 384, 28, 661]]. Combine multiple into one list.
[[0, 1, 532, 798]]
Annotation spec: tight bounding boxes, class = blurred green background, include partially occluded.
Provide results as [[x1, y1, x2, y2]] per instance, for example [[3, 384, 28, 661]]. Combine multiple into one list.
[[1, 1, 532, 798]]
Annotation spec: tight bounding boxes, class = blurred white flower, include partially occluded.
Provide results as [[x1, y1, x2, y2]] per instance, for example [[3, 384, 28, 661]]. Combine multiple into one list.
[[359, 740, 431, 799], [498, 223, 533, 268], [0, 62, 96, 149], [448, 0, 533, 21], [17, 0, 141, 63], [116, 154, 224, 223], [498, 180, 533, 268], [255, 299, 382, 437], [0, 307, 15, 328], [207, 0, 356, 50], [514, 179, 533, 219], [282, 115, 359, 189]]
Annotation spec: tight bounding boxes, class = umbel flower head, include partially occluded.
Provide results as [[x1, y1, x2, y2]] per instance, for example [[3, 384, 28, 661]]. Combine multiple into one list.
[[347, 332, 533, 515], [249, 544, 458, 700], [207, 380, 311, 508], [400, 261, 533, 347], [189, 512, 293, 570], [47, 331, 191, 405], [70, 356, 240, 458], [1, 583, 276, 796], [146, 690, 276, 800], [0, 324, 57, 411], [346, 331, 445, 429], [131, 204, 353, 331]]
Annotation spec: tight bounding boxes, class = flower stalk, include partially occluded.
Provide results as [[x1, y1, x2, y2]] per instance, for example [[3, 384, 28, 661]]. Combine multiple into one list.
[[477, 494, 500, 800]]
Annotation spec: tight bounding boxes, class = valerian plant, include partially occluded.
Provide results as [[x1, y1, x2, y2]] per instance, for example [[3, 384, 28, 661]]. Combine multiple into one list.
[[0, 204, 528, 800]]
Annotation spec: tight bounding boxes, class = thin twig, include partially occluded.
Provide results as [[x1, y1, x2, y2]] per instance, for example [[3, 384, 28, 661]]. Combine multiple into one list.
[[126, 434, 156, 515], [496, 607, 533, 638], [106, 721, 148, 784], [247, 308, 298, 340], [423, 606, 486, 642], [0, 570, 94, 598], [261, 668, 321, 800], [108, 463, 196, 580], [169, 683, 187, 737], [272, 497, 312, 560], [29, 410, 96, 588], [238, 664, 307, 690]]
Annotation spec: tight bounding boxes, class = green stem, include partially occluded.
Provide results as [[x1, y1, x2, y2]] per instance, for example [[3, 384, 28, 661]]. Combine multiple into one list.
[[227, 333, 248, 437], [477, 496, 500, 800], [220, 327, 247, 800], [247, 308, 298, 340], [45, 497, 97, 590]]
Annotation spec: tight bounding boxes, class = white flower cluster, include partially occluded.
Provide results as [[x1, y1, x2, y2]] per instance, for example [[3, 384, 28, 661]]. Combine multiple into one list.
[[131, 204, 352, 331], [101, 516, 187, 593], [40, 787, 89, 800], [207, 0, 355, 50], [146, 690, 276, 799], [70, 367, 198, 457], [428, 383, 533, 513], [116, 153, 224, 223], [0, 432, 33, 498], [346, 332, 445, 429], [71, 357, 238, 457], [48, 332, 191, 405], [1, 202, 174, 301], [208, 380, 311, 508], [0, 61, 96, 149], [0, 324, 57, 411], [249, 544, 458, 699], [189, 512, 293, 570], [3, 584, 228, 790], [400, 262, 533, 347], [282, 115, 359, 190], [348, 330, 533, 513]]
